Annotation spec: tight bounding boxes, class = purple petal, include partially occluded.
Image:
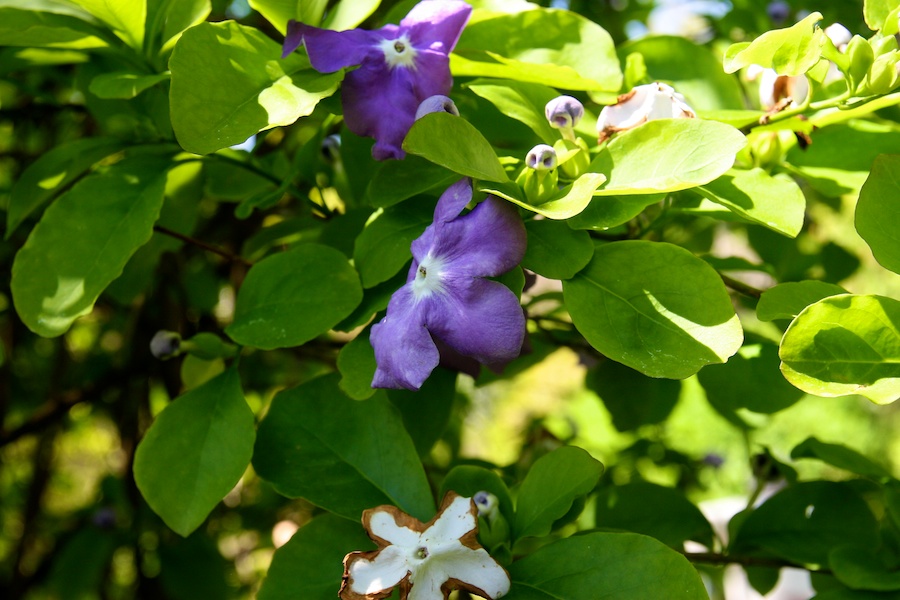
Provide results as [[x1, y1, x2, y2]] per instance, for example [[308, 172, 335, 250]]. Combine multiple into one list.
[[411, 178, 471, 261], [341, 63, 419, 160], [282, 21, 385, 69], [409, 49, 454, 103], [370, 287, 440, 390], [402, 0, 472, 52], [427, 278, 525, 365]]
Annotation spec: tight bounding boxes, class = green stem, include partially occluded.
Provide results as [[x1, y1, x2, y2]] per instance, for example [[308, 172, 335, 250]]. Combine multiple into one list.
[[811, 90, 900, 127]]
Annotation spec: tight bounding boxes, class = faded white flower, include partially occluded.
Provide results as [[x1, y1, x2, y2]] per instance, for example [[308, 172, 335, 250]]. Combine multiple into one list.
[[596, 82, 696, 142]]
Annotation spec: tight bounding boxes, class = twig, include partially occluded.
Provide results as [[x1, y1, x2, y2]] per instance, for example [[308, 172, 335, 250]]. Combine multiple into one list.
[[719, 273, 763, 300], [153, 225, 253, 267]]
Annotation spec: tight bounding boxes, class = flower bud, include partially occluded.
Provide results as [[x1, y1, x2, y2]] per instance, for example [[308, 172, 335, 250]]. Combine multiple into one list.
[[150, 330, 182, 360], [596, 82, 695, 143], [825, 23, 852, 52], [525, 144, 557, 171], [766, 1, 790, 25], [415, 95, 459, 120], [863, 52, 900, 95], [544, 95, 584, 131], [473, 491, 499, 519], [846, 35, 875, 92]]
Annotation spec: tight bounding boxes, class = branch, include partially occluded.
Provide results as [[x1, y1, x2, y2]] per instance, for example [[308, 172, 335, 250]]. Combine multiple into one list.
[[153, 225, 253, 267], [719, 273, 763, 300], [682, 551, 829, 574]]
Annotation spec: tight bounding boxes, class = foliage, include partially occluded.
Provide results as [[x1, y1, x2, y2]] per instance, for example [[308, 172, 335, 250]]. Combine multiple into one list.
[[2, 0, 900, 599]]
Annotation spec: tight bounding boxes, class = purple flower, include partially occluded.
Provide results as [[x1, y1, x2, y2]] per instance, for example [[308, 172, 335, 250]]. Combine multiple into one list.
[[370, 179, 527, 390], [282, 0, 472, 160]]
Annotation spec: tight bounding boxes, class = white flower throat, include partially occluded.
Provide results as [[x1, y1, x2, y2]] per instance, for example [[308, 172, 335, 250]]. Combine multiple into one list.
[[411, 254, 446, 299], [380, 33, 418, 69]]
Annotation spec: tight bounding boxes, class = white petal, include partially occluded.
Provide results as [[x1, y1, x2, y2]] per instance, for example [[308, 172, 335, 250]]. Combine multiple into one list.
[[422, 496, 476, 545], [408, 560, 446, 600], [348, 546, 411, 596], [439, 544, 511, 599], [368, 509, 422, 548]]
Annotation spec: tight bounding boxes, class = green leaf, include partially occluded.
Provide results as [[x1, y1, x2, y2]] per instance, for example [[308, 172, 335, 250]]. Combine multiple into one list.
[[567, 193, 665, 231], [830, 545, 900, 592], [169, 21, 341, 155], [619, 36, 745, 110], [757, 281, 849, 321], [698, 343, 805, 423], [69, 0, 146, 50], [865, 0, 900, 31], [134, 369, 255, 536], [697, 168, 806, 238], [522, 219, 593, 280], [586, 359, 680, 431], [723, 12, 826, 76], [365, 155, 456, 209], [249, 0, 327, 33], [155, 0, 211, 52], [440, 466, 515, 524], [514, 446, 603, 540], [403, 112, 509, 182], [258, 515, 373, 600], [387, 367, 456, 456], [226, 244, 363, 350], [591, 119, 747, 195], [451, 52, 610, 93], [337, 327, 377, 401], [322, 0, 381, 30], [6, 136, 125, 237], [253, 374, 435, 521], [481, 173, 607, 220], [731, 481, 879, 565], [504, 532, 708, 600], [353, 201, 433, 288], [46, 527, 118, 598], [595, 481, 715, 548], [89, 71, 169, 99], [790, 437, 893, 480], [466, 79, 560, 144], [11, 156, 170, 337], [856, 155, 900, 276], [0, 6, 108, 50], [780, 294, 900, 404], [455, 7, 622, 94], [334, 268, 407, 332], [563, 241, 743, 379]]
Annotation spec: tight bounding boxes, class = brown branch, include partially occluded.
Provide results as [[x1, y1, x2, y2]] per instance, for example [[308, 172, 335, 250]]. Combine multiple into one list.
[[153, 225, 253, 267]]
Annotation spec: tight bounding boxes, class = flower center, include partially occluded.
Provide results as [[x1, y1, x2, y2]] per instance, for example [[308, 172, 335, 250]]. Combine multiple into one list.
[[411, 255, 446, 300], [414, 546, 429, 560], [380, 33, 418, 69]]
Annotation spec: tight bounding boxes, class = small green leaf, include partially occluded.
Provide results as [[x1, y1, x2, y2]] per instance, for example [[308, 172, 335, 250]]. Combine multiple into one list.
[[522, 220, 593, 279], [856, 155, 900, 276], [403, 112, 509, 182], [757, 281, 849, 321], [467, 79, 560, 144], [226, 244, 362, 350], [11, 156, 170, 337], [134, 369, 255, 536], [591, 119, 747, 195], [567, 193, 665, 231], [89, 71, 169, 99], [780, 294, 900, 404], [365, 155, 456, 209], [697, 168, 806, 238], [337, 327, 377, 401], [564, 241, 743, 379], [514, 446, 603, 540], [253, 374, 435, 521], [258, 515, 373, 600], [170, 21, 340, 155], [482, 172, 607, 220], [790, 437, 893, 480], [353, 201, 433, 288], [504, 532, 708, 600], [586, 360, 681, 431], [724, 12, 826, 76], [595, 481, 715, 548]]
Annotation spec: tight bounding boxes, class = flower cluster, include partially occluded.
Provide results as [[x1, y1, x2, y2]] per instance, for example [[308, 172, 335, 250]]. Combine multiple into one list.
[[283, 0, 472, 160]]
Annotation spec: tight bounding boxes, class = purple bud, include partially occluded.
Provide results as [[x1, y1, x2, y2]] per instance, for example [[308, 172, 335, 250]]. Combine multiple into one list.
[[150, 330, 181, 360], [766, 1, 790, 25], [473, 491, 498, 517], [525, 144, 557, 171], [415, 95, 460, 121], [545, 95, 584, 129]]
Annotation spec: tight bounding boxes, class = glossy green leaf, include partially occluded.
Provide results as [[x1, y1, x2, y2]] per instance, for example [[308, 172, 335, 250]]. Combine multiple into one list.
[[780, 294, 900, 404], [403, 112, 509, 182], [791, 437, 893, 480], [226, 244, 362, 350], [6, 136, 125, 237], [564, 241, 743, 379], [865, 0, 900, 30], [337, 327, 377, 401], [505, 532, 708, 600], [334, 268, 406, 332], [69, 0, 145, 50], [322, 0, 381, 30], [134, 369, 255, 536], [365, 155, 456, 209], [830, 545, 900, 592], [514, 446, 603, 540], [724, 12, 825, 76], [567, 193, 665, 231], [856, 155, 900, 276], [595, 481, 715, 548], [591, 119, 747, 195], [169, 21, 341, 154], [387, 367, 456, 456], [467, 79, 560, 144], [619, 36, 745, 110], [455, 7, 622, 93], [11, 156, 170, 337], [522, 219, 593, 279], [155, 0, 211, 52], [353, 201, 433, 288], [482, 173, 607, 220], [586, 359, 680, 431], [249, 0, 327, 33], [731, 481, 879, 565], [253, 374, 435, 521], [697, 168, 806, 238], [757, 281, 849, 321], [258, 515, 373, 600], [0, 6, 108, 50], [451, 52, 608, 92], [89, 71, 169, 99]]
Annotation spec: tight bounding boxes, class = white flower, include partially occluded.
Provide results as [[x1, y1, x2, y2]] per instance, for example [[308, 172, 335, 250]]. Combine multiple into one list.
[[340, 493, 511, 600], [596, 82, 696, 143], [825, 23, 852, 52], [757, 68, 809, 110]]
